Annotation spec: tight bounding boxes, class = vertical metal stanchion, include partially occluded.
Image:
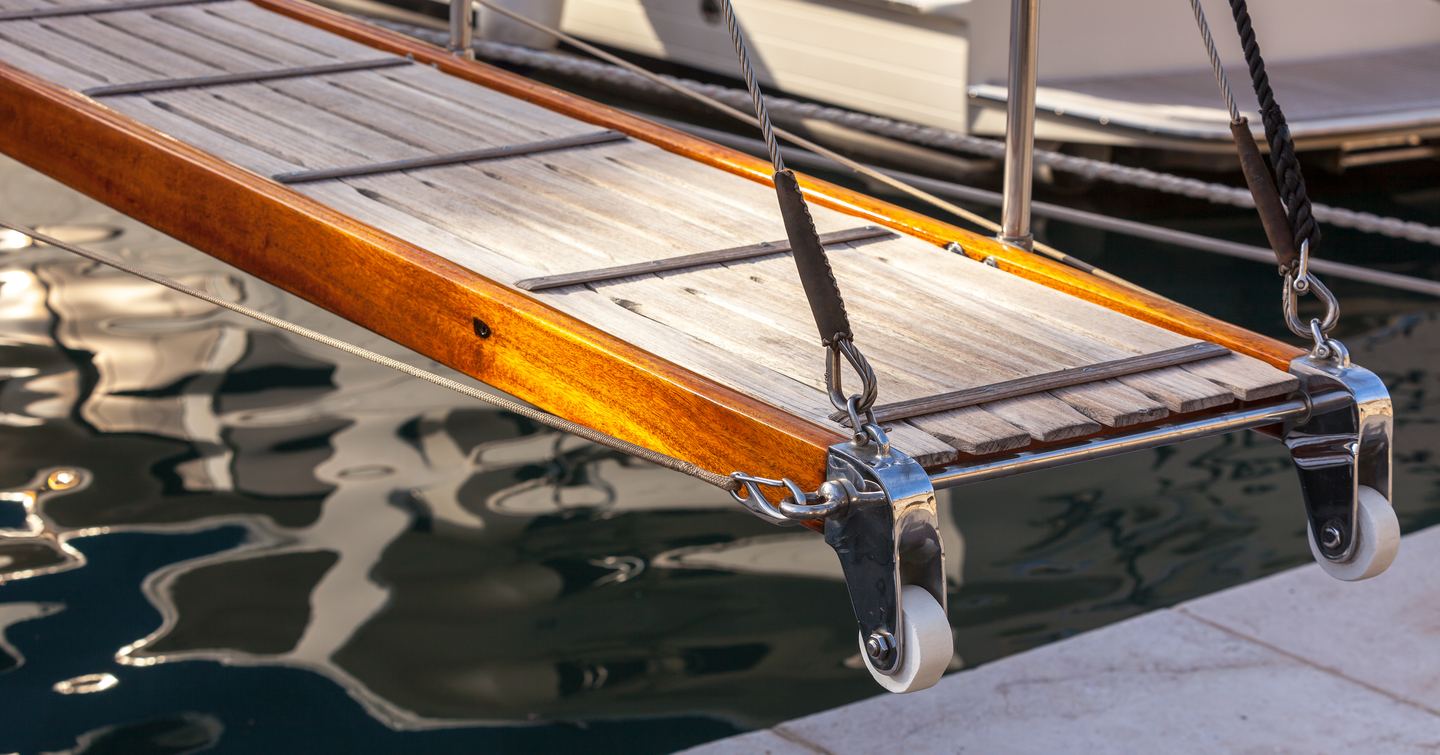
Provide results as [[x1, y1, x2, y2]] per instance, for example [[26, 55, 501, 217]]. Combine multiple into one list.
[[449, 0, 474, 58], [999, 0, 1039, 251]]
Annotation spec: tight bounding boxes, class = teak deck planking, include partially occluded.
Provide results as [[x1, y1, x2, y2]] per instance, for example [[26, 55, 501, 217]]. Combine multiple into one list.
[[0, 0, 1302, 485]]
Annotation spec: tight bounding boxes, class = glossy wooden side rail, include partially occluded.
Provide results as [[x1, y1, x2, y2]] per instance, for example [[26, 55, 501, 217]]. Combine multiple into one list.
[[252, 0, 1305, 370], [0, 61, 839, 493]]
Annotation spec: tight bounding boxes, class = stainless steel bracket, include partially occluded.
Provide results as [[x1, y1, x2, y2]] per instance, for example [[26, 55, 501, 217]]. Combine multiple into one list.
[[730, 437, 945, 678], [822, 439, 944, 676], [1284, 351, 1393, 561]]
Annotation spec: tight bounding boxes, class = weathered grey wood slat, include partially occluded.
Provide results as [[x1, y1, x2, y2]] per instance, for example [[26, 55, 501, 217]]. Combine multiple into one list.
[[909, 407, 1033, 456], [1183, 354, 1298, 401], [84, 57, 409, 97], [0, 4, 1301, 466], [867, 245, 1291, 401], [137, 2, 342, 66], [200, 0, 393, 61], [817, 250, 1162, 431], [834, 343, 1230, 424], [0, 24, 302, 173], [0, 0, 218, 22], [273, 131, 630, 184], [901, 248, 1293, 401], [0, 19, 159, 86], [515, 226, 896, 292]]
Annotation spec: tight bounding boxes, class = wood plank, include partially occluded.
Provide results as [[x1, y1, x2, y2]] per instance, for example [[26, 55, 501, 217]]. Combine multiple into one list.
[[1184, 353, 1300, 401], [862, 245, 1287, 405], [821, 250, 1170, 430], [138, 2, 342, 65], [1120, 366, 1238, 414], [0, 0, 219, 22], [910, 407, 1034, 456]]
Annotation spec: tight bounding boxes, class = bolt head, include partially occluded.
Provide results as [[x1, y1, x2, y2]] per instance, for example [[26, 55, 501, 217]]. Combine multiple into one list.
[[46, 469, 80, 491], [865, 631, 895, 662], [1320, 523, 1344, 550]]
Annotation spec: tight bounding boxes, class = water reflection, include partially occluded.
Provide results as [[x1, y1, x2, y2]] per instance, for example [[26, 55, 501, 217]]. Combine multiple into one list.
[[0, 152, 1437, 753]]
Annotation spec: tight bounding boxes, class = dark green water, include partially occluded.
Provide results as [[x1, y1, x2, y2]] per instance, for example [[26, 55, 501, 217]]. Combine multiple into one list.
[[0, 139, 1435, 755]]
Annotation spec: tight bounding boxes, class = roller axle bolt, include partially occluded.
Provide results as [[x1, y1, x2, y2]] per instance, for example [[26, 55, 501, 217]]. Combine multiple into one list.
[[865, 631, 895, 664], [1320, 521, 1344, 550]]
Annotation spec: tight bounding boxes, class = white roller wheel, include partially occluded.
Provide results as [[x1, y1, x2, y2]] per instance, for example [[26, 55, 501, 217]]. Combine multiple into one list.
[[1308, 485, 1400, 582], [861, 585, 953, 693]]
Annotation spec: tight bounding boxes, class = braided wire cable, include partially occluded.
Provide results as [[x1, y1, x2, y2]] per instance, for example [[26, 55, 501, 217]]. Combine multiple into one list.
[[1186, 0, 1241, 123], [1227, 0, 1320, 253], [2, 220, 743, 493], [720, 0, 783, 174]]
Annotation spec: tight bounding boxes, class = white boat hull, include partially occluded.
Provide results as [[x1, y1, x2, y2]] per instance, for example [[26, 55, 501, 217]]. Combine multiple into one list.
[[552, 0, 1440, 156]]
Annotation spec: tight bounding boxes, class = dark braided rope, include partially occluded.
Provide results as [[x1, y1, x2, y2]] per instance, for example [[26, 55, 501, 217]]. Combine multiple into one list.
[[1227, 0, 1320, 256]]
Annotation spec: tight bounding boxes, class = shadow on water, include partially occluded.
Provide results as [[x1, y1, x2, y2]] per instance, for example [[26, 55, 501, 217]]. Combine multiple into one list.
[[0, 150, 1436, 753]]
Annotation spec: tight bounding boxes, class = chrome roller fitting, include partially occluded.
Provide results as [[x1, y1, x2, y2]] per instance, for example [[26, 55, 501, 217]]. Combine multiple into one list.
[[731, 430, 952, 693], [1285, 349, 1399, 581]]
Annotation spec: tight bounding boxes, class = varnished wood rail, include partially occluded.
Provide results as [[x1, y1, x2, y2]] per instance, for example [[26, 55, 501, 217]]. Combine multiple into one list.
[[0, 61, 839, 496]]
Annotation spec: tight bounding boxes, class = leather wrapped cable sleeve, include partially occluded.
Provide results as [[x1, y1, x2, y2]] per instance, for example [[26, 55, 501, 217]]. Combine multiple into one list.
[[773, 169, 852, 344], [1231, 118, 1299, 271]]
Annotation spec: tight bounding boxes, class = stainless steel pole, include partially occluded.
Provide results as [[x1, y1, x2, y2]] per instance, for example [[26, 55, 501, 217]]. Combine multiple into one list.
[[927, 390, 1351, 490], [449, 0, 474, 58], [999, 0, 1039, 250]]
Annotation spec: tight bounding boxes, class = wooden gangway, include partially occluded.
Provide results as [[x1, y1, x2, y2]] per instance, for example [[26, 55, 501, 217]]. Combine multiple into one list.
[[0, 0, 1299, 478], [3, 0, 1390, 696]]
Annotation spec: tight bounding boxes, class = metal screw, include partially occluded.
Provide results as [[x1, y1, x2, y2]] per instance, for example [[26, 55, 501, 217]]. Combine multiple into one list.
[[982, 256, 999, 268], [865, 631, 895, 664], [1320, 522, 1344, 550], [46, 469, 80, 491]]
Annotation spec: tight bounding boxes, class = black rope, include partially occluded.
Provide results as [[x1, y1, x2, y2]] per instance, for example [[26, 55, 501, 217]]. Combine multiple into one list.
[[1227, 0, 1320, 256]]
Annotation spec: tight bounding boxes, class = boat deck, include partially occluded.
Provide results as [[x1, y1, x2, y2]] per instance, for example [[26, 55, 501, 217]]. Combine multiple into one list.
[[0, 0, 1298, 468], [970, 43, 1440, 146]]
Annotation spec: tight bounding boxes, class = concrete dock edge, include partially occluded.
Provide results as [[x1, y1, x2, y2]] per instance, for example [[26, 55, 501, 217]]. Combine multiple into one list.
[[686, 526, 1440, 754]]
